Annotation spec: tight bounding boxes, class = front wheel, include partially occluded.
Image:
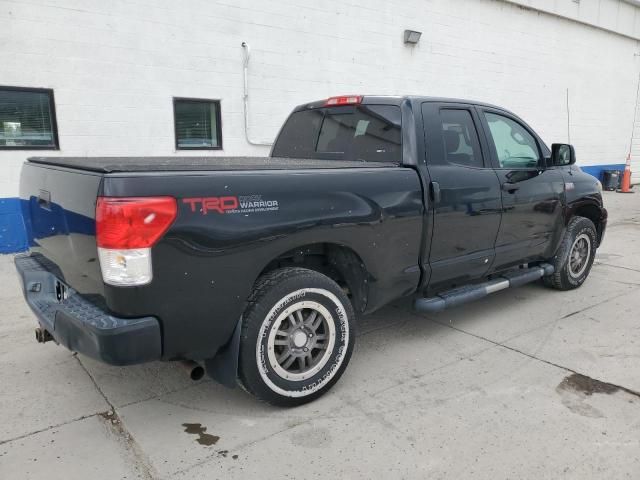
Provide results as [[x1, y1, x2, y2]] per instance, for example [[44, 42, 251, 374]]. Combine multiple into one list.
[[238, 268, 355, 407], [544, 216, 597, 290]]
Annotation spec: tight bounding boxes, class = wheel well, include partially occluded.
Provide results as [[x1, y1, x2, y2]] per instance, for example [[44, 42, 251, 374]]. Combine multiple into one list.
[[573, 204, 604, 245], [257, 243, 369, 314]]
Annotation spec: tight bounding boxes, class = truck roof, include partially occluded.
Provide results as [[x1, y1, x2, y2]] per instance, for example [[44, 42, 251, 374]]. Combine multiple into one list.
[[27, 156, 399, 173], [294, 95, 513, 113]]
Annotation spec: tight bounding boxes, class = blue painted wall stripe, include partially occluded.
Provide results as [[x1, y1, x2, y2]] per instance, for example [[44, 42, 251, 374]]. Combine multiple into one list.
[[0, 198, 28, 254]]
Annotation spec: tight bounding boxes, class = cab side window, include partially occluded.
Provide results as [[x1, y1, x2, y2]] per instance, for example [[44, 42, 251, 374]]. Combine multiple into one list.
[[484, 112, 541, 169], [439, 109, 484, 168]]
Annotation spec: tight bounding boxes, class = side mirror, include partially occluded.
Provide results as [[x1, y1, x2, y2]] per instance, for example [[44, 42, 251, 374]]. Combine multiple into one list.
[[551, 143, 576, 166]]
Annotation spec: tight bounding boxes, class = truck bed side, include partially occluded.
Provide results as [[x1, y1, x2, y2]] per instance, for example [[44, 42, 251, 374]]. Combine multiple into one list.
[[21, 163, 424, 360], [102, 167, 424, 359]]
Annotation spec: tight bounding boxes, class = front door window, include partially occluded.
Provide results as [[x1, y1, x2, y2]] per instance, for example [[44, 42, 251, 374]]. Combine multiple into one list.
[[484, 112, 540, 169]]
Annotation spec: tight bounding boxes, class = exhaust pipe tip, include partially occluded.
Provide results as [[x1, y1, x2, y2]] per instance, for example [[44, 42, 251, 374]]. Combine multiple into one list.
[[190, 365, 205, 381], [180, 360, 205, 381]]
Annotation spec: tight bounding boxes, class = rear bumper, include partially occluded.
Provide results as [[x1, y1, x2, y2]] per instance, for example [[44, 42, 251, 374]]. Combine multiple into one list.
[[14, 254, 161, 366]]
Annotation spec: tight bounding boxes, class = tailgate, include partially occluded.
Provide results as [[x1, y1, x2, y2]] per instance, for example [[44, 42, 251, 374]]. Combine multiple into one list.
[[20, 162, 104, 295]]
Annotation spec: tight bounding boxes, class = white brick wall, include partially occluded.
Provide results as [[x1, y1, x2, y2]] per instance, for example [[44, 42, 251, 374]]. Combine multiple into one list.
[[1, 0, 639, 197], [507, 0, 640, 39]]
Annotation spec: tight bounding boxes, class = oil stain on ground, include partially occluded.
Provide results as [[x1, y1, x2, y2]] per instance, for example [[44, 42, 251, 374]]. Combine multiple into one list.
[[556, 373, 620, 419], [558, 373, 620, 396], [182, 423, 220, 446]]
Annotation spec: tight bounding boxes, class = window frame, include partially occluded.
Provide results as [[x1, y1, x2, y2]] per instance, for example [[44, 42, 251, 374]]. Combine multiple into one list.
[[0, 85, 59, 150], [173, 97, 223, 151], [477, 107, 544, 171]]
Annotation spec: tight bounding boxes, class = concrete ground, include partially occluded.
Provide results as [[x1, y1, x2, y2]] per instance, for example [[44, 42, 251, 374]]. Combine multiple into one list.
[[1, 191, 639, 480]]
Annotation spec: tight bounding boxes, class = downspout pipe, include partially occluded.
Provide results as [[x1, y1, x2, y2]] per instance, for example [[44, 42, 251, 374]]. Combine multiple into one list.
[[241, 42, 273, 146]]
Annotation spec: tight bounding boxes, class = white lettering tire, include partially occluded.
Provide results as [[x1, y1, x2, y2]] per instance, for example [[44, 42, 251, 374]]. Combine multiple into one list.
[[238, 268, 355, 407]]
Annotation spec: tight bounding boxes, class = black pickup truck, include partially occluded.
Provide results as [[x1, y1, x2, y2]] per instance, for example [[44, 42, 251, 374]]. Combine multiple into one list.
[[15, 95, 607, 406]]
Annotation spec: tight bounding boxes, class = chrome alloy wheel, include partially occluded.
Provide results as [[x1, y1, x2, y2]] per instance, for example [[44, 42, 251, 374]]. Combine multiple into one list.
[[266, 301, 336, 381], [568, 233, 591, 278]]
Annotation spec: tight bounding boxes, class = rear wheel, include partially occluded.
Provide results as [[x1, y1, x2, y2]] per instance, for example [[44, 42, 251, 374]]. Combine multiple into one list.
[[544, 216, 597, 290], [238, 268, 355, 407]]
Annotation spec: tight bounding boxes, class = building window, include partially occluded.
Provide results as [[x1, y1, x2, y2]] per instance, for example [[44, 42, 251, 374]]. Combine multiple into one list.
[[173, 98, 222, 150], [0, 86, 59, 149]]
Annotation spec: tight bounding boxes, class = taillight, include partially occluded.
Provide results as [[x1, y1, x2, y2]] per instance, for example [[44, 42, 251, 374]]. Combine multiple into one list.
[[96, 197, 177, 249], [324, 95, 363, 106], [96, 197, 177, 286]]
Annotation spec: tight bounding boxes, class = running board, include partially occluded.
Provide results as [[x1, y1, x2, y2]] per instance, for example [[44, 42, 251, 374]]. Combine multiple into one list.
[[414, 263, 555, 313]]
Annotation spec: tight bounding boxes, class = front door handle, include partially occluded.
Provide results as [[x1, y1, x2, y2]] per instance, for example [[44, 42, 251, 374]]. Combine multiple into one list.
[[502, 182, 520, 193], [430, 181, 441, 204]]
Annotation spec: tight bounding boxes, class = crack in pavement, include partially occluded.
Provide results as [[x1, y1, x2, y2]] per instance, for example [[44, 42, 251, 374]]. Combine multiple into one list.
[[75, 356, 158, 480], [396, 282, 640, 400], [611, 280, 640, 287], [0, 364, 204, 448], [98, 409, 157, 480], [428, 318, 640, 399], [396, 287, 633, 359], [595, 262, 640, 274], [0, 412, 101, 446], [556, 289, 633, 320]]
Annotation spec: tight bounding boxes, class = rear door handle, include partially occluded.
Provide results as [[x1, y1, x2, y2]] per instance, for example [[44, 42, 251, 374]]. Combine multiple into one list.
[[502, 182, 520, 193], [430, 181, 441, 204]]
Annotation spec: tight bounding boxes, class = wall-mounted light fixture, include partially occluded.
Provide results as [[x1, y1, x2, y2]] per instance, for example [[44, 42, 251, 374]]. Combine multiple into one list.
[[404, 29, 422, 45]]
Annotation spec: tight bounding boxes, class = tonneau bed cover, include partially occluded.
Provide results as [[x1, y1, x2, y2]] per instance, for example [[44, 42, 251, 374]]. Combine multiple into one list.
[[27, 156, 398, 173]]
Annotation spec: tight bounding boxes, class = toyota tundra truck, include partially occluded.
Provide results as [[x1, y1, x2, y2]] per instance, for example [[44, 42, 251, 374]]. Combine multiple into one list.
[[14, 95, 607, 406]]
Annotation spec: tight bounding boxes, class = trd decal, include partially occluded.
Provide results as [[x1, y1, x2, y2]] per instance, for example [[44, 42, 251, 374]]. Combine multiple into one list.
[[183, 195, 279, 215], [183, 197, 239, 214]]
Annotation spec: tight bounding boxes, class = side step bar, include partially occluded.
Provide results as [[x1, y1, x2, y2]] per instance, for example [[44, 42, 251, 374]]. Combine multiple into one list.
[[414, 263, 554, 313]]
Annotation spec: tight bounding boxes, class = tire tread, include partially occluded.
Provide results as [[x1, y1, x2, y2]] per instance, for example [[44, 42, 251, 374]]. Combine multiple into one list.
[[238, 267, 354, 407], [544, 216, 596, 290]]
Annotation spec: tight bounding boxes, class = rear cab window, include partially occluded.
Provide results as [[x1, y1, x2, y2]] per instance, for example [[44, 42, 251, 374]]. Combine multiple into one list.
[[272, 104, 402, 163]]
